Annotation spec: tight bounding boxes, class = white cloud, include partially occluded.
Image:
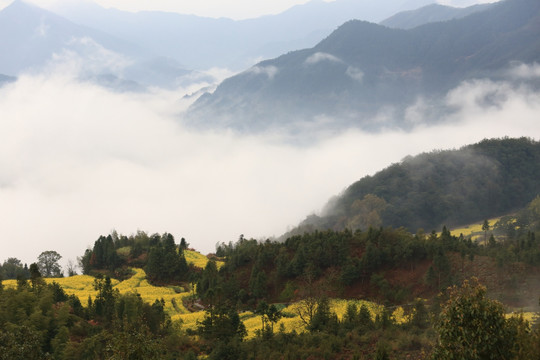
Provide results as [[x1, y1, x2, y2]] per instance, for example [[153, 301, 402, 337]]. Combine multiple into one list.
[[404, 97, 430, 126], [35, 17, 50, 37], [507, 62, 540, 79], [346, 66, 364, 82], [1, 59, 539, 271], [246, 65, 279, 79], [446, 79, 516, 112], [304, 52, 342, 65], [47, 37, 133, 76], [201, 67, 238, 83]]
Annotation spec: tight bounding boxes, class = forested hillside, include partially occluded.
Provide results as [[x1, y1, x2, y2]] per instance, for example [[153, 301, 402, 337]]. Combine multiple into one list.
[[295, 137, 540, 234], [2, 204, 540, 358], [2, 138, 540, 359]]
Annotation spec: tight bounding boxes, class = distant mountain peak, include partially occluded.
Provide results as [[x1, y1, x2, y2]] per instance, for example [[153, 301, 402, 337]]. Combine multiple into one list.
[[379, 2, 494, 29], [187, 0, 540, 132]]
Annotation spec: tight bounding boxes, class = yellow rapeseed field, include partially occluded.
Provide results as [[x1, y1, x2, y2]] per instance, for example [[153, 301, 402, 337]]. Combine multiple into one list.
[[2, 273, 532, 335], [174, 299, 391, 338], [448, 216, 502, 241], [112, 268, 192, 315], [4, 254, 535, 337], [2, 276, 410, 333], [3, 275, 118, 303], [184, 250, 224, 269], [507, 312, 538, 324], [4, 268, 190, 315], [2, 250, 221, 315]]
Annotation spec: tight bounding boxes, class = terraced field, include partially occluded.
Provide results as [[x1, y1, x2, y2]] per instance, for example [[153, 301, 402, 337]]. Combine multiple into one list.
[[3, 264, 407, 336], [1, 246, 442, 338], [2, 250, 218, 315]]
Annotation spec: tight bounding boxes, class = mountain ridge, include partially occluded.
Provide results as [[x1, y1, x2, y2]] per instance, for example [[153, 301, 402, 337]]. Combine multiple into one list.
[[49, 0, 435, 71], [379, 3, 494, 29], [0, 0, 145, 75], [0, 0, 201, 89], [187, 0, 540, 132]]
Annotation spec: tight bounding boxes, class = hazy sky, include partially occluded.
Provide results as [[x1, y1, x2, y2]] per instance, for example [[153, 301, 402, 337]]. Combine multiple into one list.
[[0, 0, 502, 19]]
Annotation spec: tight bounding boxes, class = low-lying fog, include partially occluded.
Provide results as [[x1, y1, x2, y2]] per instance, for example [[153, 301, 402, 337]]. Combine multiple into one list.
[[1, 53, 539, 271]]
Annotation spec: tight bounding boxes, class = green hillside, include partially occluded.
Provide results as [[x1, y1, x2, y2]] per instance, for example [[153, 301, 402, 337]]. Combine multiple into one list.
[[2, 138, 540, 358], [295, 137, 540, 235]]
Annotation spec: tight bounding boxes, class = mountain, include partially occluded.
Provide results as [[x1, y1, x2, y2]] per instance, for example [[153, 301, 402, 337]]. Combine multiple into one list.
[[187, 0, 540, 131], [0, 0, 142, 75], [0, 1, 196, 89], [51, 0, 435, 71], [291, 137, 540, 235], [379, 3, 494, 29]]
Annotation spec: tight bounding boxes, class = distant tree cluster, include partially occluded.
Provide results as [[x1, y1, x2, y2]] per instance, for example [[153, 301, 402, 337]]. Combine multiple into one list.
[[1, 250, 63, 284], [79, 231, 192, 283], [146, 233, 189, 283], [0, 257, 29, 280]]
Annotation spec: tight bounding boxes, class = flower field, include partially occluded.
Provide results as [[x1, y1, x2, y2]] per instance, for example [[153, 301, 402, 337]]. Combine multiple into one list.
[[113, 268, 193, 315], [3, 268, 413, 335], [2, 275, 116, 303], [3, 250, 221, 314], [2, 261, 415, 336], [447, 216, 502, 241], [175, 298, 402, 338], [184, 249, 224, 269]]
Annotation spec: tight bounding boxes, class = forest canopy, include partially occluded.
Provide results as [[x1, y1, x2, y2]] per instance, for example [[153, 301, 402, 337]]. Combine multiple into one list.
[[296, 137, 540, 234]]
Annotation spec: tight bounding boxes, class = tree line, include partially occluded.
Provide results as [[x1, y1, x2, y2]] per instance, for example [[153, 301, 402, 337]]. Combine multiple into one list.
[[78, 231, 192, 284], [0, 250, 64, 281]]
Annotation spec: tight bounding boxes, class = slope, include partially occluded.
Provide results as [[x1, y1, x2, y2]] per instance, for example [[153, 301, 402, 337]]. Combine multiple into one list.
[[0, 0, 143, 76], [0, 1, 196, 89], [379, 3, 493, 29], [187, 0, 540, 132], [295, 137, 540, 234]]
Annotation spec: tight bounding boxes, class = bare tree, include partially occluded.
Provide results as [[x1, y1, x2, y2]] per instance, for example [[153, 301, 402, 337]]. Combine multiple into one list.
[[65, 259, 78, 277], [293, 273, 322, 328]]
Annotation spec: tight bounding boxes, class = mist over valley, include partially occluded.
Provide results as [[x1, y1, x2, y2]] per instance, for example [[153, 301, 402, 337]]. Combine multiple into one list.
[[0, 0, 539, 267], [2, 1, 540, 358]]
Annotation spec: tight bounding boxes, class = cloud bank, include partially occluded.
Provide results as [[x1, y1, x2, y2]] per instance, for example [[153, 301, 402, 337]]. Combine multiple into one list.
[[304, 52, 343, 65], [246, 65, 279, 80], [1, 58, 539, 272]]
